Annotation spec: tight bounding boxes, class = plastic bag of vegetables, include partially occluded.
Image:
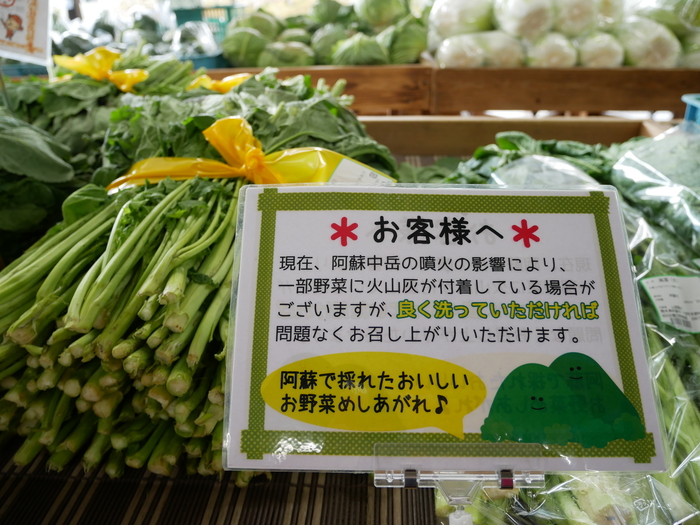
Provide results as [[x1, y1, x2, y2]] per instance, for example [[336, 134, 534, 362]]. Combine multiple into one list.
[[611, 121, 700, 255], [257, 42, 315, 67], [626, 0, 700, 36], [680, 31, 700, 66], [222, 27, 271, 67], [330, 33, 390, 65], [526, 32, 578, 66], [436, 31, 525, 67], [614, 17, 682, 67], [597, 0, 625, 29], [494, 0, 555, 41], [435, 34, 486, 67], [553, 0, 598, 36], [376, 15, 428, 64], [576, 31, 624, 67], [429, 0, 494, 39], [227, 10, 283, 41], [311, 23, 350, 63], [353, 0, 409, 30], [171, 22, 219, 58]]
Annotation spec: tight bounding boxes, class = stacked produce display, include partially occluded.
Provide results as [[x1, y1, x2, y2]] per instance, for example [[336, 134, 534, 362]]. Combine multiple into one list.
[[428, 0, 700, 67], [2, 15, 700, 520]]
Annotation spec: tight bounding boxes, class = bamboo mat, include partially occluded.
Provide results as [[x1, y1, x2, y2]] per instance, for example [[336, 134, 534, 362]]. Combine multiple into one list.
[[0, 436, 436, 525]]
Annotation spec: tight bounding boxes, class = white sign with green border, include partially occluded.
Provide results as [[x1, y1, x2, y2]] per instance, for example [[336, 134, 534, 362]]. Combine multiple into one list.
[[224, 185, 665, 473]]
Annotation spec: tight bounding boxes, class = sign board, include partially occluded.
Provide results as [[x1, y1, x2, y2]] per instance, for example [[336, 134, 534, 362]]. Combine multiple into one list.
[[225, 185, 665, 474], [0, 0, 50, 66]]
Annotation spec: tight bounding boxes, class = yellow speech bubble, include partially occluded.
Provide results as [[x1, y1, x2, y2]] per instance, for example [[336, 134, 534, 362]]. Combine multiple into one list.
[[261, 352, 487, 439]]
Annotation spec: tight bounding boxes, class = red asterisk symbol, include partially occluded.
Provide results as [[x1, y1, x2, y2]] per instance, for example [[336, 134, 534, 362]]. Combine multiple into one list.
[[330, 217, 358, 247], [512, 219, 540, 248]]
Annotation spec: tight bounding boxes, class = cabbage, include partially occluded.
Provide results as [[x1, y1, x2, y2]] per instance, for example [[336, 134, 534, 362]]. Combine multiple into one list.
[[494, 0, 555, 41], [577, 31, 624, 67], [277, 28, 312, 45], [228, 11, 283, 41], [311, 23, 350, 63], [554, 0, 598, 36], [354, 0, 409, 29], [626, 0, 699, 37], [222, 27, 271, 67], [614, 17, 682, 67], [310, 0, 343, 25], [473, 31, 526, 66], [435, 35, 486, 67], [257, 41, 316, 67], [597, 0, 624, 29], [377, 15, 428, 63], [526, 32, 578, 66], [429, 0, 494, 39], [680, 32, 700, 66], [330, 33, 390, 65]]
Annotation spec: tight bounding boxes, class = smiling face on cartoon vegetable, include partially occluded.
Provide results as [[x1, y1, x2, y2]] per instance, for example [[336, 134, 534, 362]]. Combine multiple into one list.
[[549, 352, 646, 442], [481, 363, 575, 445]]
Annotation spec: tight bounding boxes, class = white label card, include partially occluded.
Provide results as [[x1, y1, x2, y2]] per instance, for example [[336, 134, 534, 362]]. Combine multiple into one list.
[[225, 186, 664, 474], [641, 276, 700, 333]]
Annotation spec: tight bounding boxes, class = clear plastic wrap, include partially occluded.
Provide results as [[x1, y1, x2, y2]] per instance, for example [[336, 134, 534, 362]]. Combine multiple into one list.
[[680, 31, 700, 66], [553, 0, 599, 36], [171, 21, 219, 57], [626, 0, 700, 36], [576, 31, 625, 67], [429, 0, 494, 39], [436, 31, 525, 67], [614, 16, 682, 67], [437, 154, 700, 525], [436, 34, 486, 67], [494, 0, 555, 41], [611, 121, 700, 256], [526, 32, 578, 67]]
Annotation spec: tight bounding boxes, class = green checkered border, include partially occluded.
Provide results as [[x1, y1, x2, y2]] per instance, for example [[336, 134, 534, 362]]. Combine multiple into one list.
[[241, 189, 655, 463]]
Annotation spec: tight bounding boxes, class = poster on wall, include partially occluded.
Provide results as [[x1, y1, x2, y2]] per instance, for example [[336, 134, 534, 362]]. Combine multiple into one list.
[[0, 0, 50, 66], [224, 185, 666, 474]]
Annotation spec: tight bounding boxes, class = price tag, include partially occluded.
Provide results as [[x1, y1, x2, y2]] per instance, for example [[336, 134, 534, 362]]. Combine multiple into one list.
[[225, 186, 664, 473], [0, 0, 51, 66]]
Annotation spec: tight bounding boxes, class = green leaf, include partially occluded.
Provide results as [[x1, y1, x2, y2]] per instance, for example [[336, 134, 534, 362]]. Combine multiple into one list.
[[189, 272, 216, 286], [0, 127, 74, 182], [62, 184, 109, 225]]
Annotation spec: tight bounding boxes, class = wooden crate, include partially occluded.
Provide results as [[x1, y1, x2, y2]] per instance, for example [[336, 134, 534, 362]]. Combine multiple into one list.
[[207, 65, 433, 115], [359, 116, 669, 156], [432, 68, 700, 116]]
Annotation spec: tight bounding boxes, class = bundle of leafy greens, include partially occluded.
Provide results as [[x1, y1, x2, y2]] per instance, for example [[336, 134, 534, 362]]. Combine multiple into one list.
[[0, 178, 266, 484], [395, 130, 651, 187], [612, 121, 700, 256], [94, 69, 396, 186]]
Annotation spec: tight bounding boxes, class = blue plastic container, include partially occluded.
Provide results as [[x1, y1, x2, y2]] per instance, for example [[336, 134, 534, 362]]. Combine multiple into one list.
[[0, 63, 48, 77], [683, 94, 700, 123]]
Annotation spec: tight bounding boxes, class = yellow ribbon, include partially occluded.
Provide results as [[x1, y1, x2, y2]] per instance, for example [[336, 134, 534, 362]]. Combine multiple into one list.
[[107, 116, 390, 190], [186, 73, 253, 94], [53, 47, 149, 93]]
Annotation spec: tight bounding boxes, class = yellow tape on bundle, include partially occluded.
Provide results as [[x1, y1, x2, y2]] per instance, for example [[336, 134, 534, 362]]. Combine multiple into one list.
[[53, 47, 149, 93], [107, 116, 392, 190], [186, 73, 253, 93]]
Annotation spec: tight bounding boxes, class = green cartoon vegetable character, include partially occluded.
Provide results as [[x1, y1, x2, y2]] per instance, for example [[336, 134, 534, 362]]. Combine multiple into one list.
[[549, 352, 646, 442], [480, 363, 576, 445]]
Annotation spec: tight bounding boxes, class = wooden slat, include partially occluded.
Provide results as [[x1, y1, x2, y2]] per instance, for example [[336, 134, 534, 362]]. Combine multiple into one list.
[[432, 68, 700, 116], [359, 116, 654, 156], [207, 66, 433, 114]]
